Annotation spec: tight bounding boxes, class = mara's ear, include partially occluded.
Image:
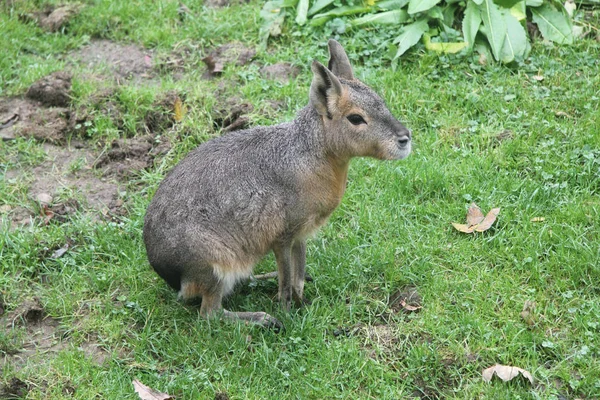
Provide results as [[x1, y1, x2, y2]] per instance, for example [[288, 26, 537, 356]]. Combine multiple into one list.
[[309, 61, 344, 118], [327, 39, 354, 80]]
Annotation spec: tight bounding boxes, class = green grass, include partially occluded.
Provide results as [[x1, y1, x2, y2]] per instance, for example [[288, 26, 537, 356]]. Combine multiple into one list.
[[1, 1, 600, 399]]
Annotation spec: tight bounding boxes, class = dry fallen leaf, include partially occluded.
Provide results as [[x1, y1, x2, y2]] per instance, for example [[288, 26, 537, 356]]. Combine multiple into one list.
[[399, 299, 422, 312], [173, 97, 186, 122], [41, 204, 54, 225], [482, 364, 534, 384], [133, 380, 173, 400], [554, 111, 572, 119], [452, 203, 500, 233]]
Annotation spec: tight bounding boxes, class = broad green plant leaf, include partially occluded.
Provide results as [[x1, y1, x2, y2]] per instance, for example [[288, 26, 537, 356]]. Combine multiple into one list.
[[296, 0, 309, 25], [493, 0, 521, 8], [472, 0, 484, 5], [442, 4, 459, 26], [463, 0, 481, 47], [393, 18, 429, 59], [377, 0, 411, 9], [427, 6, 444, 19], [312, 5, 371, 20], [525, 0, 543, 6], [423, 33, 468, 53], [479, 0, 507, 61], [408, 0, 442, 14], [531, 3, 574, 44], [510, 1, 526, 21], [308, 0, 334, 16], [500, 11, 530, 62], [260, 0, 291, 47], [351, 9, 410, 26]]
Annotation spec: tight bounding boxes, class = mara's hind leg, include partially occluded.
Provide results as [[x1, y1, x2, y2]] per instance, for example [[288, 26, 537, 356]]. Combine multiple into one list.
[[180, 272, 282, 331]]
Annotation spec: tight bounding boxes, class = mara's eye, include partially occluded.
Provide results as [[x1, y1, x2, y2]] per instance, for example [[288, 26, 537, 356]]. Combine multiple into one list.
[[347, 114, 366, 125]]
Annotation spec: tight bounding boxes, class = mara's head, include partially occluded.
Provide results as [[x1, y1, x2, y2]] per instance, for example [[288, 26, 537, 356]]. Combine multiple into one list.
[[309, 40, 411, 161]]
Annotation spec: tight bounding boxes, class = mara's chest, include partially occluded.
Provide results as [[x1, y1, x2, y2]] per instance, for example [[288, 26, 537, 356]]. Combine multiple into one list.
[[296, 160, 349, 237]]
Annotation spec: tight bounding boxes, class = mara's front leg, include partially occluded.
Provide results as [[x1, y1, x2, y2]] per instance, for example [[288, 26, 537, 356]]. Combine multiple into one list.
[[291, 240, 308, 307], [273, 242, 293, 311]]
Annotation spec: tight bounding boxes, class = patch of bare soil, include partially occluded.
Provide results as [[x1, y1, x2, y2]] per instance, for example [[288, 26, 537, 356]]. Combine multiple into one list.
[[1, 298, 67, 371], [202, 42, 256, 78], [94, 135, 171, 177], [212, 97, 253, 132], [4, 143, 122, 227], [259, 63, 300, 83], [0, 377, 29, 399], [20, 3, 83, 32], [1, 298, 110, 376], [0, 72, 83, 143], [79, 341, 109, 365], [389, 286, 422, 314], [73, 40, 154, 80], [0, 97, 64, 142], [204, 0, 249, 7]]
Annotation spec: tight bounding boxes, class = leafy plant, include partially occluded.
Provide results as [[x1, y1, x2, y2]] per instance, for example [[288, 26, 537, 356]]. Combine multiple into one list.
[[260, 0, 578, 63]]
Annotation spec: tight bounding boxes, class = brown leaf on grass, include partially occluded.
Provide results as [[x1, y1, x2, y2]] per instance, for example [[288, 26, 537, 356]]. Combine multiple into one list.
[[173, 97, 186, 122], [399, 299, 422, 312], [520, 300, 536, 326], [482, 364, 534, 384], [452, 203, 500, 233], [466, 203, 485, 226], [41, 205, 54, 225], [132, 380, 173, 400]]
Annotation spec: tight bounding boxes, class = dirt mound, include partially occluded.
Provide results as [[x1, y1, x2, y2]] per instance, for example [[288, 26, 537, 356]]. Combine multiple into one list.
[[74, 40, 154, 80], [212, 97, 253, 132], [202, 42, 256, 77], [94, 135, 171, 177], [260, 63, 300, 83], [0, 378, 29, 399], [0, 298, 109, 376], [20, 3, 83, 32], [26, 71, 72, 107], [0, 86, 82, 144]]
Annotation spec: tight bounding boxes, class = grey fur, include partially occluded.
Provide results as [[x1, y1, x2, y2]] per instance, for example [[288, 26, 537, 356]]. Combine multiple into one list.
[[143, 40, 411, 329]]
